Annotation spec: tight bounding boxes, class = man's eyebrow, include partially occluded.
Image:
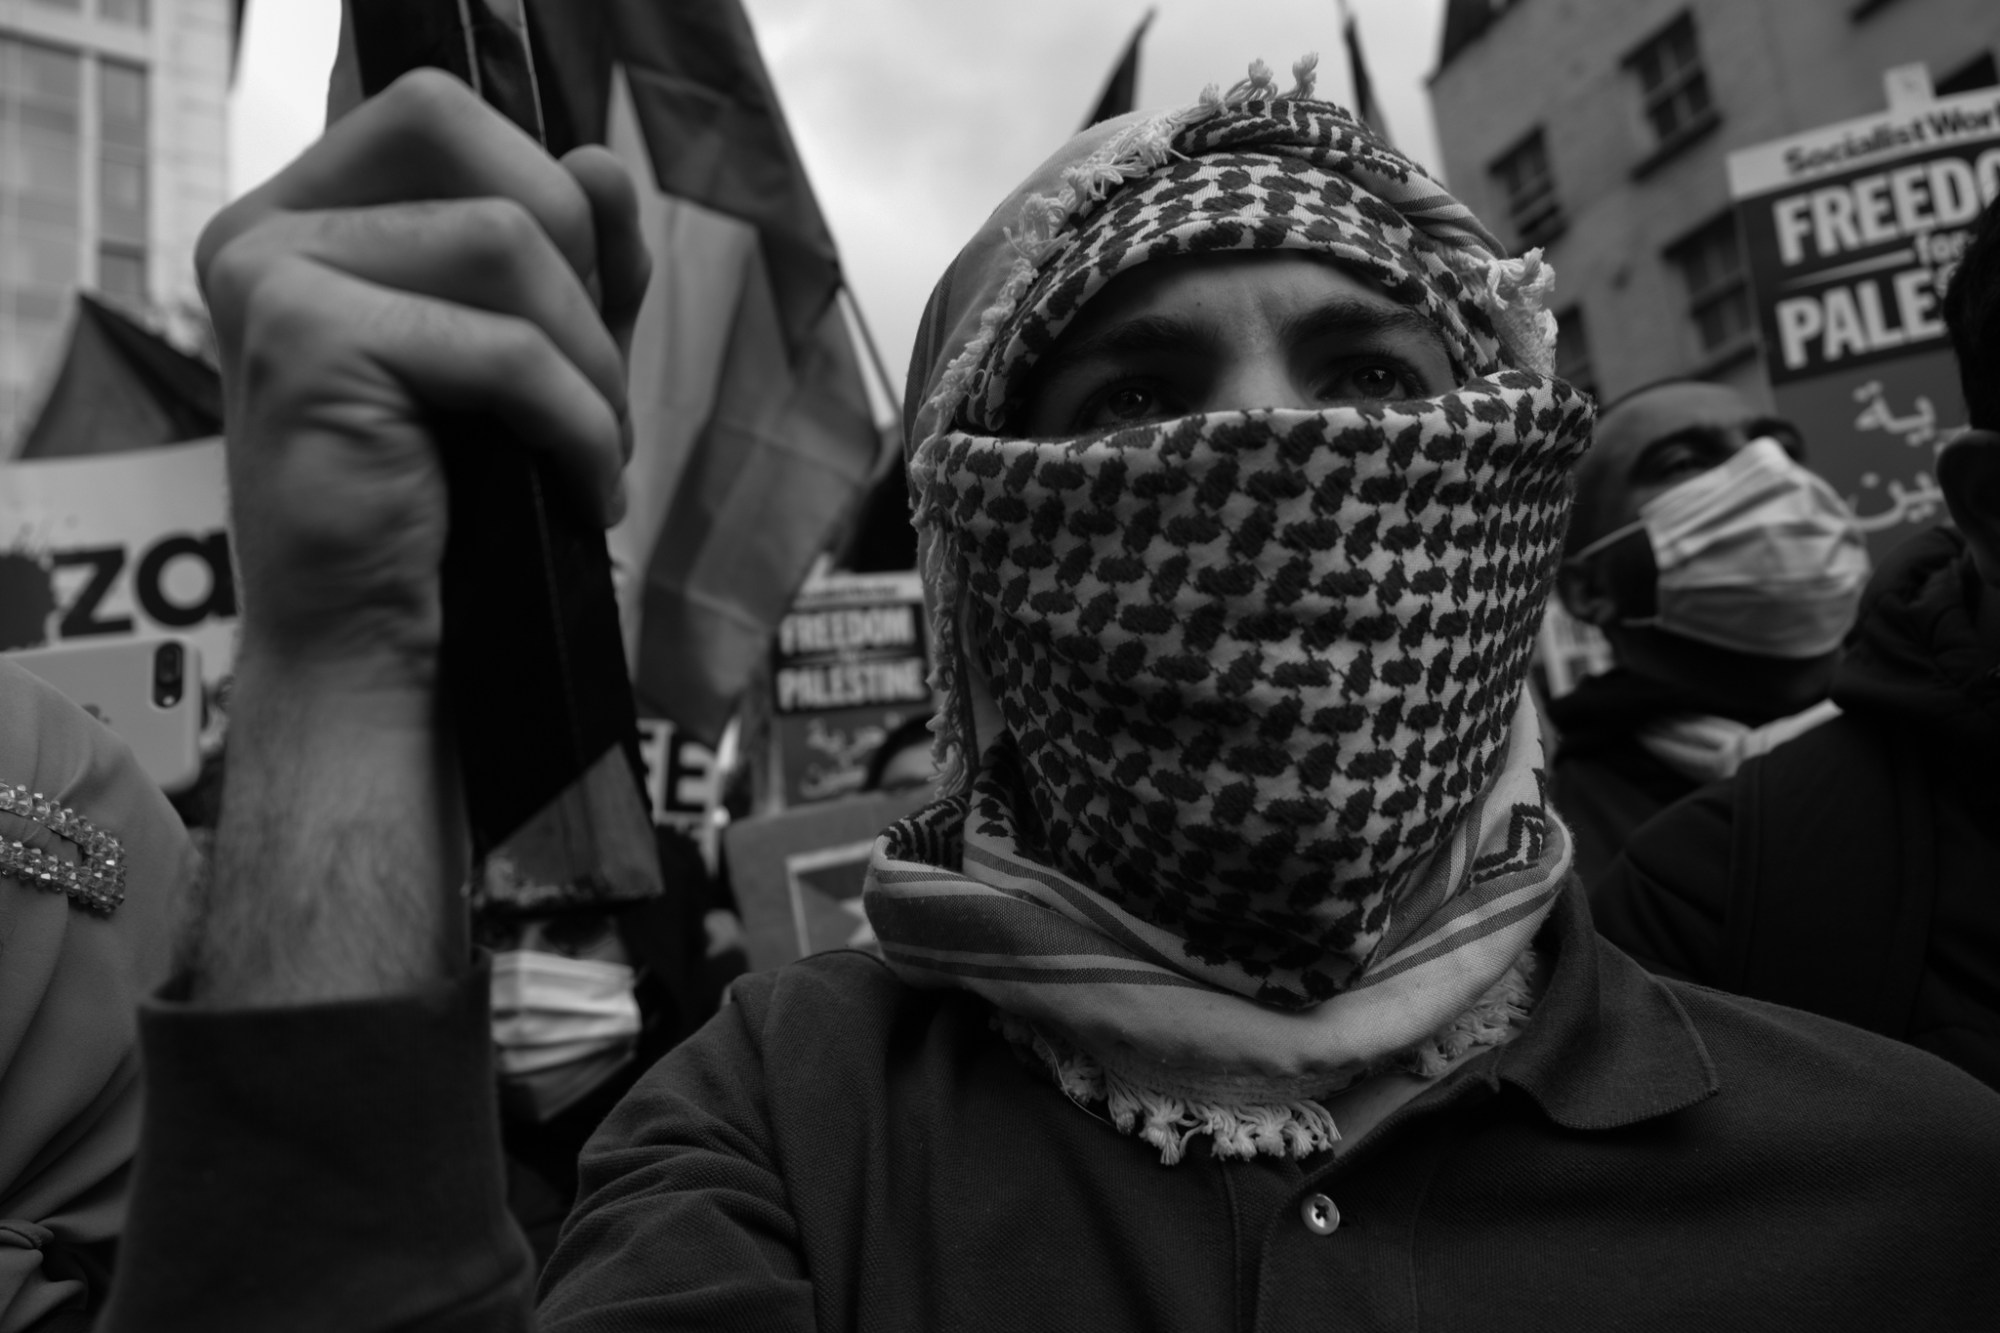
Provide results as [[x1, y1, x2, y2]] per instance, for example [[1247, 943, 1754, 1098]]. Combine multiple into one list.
[[1278, 299, 1452, 361]]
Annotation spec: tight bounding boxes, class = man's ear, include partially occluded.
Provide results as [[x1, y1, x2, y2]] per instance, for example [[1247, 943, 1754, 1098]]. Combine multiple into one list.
[[1938, 429, 2000, 588], [1556, 555, 1618, 626]]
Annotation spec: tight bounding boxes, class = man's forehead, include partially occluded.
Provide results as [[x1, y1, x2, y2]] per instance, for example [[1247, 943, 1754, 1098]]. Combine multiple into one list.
[[1055, 250, 1439, 351]]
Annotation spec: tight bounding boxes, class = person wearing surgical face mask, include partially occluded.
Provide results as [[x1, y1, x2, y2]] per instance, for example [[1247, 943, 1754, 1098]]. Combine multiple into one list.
[[1593, 196, 2000, 1093], [475, 822, 745, 1271], [1550, 380, 1868, 888]]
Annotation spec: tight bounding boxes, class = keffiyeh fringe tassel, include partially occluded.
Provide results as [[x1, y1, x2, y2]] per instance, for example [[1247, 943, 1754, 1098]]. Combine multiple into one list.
[[994, 949, 1540, 1165]]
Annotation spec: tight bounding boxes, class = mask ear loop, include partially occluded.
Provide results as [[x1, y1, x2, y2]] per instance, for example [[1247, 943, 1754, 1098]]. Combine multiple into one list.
[[1561, 522, 1662, 630]]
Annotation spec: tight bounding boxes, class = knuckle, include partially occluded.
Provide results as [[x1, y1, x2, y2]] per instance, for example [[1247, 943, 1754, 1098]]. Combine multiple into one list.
[[195, 199, 252, 285], [489, 312, 555, 380], [380, 67, 480, 128], [457, 195, 543, 277], [200, 227, 278, 339], [236, 259, 330, 385]]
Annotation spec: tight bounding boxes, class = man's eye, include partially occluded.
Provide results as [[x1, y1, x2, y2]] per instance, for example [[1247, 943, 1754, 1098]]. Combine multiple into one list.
[[1643, 444, 1709, 483], [1076, 382, 1174, 430], [1322, 361, 1419, 403]]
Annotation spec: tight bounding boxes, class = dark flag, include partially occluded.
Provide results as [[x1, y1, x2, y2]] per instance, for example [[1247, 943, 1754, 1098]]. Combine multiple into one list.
[[18, 294, 222, 459], [602, 1, 843, 356], [1082, 9, 1156, 129], [530, 0, 877, 745], [1343, 4, 1392, 144]]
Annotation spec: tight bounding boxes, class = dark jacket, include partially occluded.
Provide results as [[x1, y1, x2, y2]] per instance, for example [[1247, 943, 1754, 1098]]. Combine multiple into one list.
[[103, 885, 2000, 1333], [1547, 669, 1706, 886], [1595, 527, 2000, 1091]]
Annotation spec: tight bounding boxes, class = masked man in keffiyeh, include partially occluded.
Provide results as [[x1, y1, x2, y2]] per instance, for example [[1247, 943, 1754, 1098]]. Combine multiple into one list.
[[103, 63, 2000, 1333]]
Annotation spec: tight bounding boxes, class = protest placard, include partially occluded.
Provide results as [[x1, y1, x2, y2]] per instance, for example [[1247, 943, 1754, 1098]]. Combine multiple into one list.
[[721, 785, 935, 970], [1729, 84, 2000, 554], [0, 438, 236, 682], [769, 567, 932, 805]]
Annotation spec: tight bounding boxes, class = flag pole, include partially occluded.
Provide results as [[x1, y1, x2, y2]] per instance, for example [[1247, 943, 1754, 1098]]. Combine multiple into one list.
[[839, 285, 904, 421], [1081, 7, 1157, 130]]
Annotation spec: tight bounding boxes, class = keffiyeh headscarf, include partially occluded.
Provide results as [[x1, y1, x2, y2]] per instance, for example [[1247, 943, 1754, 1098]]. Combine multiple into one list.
[[866, 62, 1594, 1162]]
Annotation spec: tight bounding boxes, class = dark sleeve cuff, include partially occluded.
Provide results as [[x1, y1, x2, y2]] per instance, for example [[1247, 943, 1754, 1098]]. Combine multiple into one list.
[[99, 962, 533, 1333]]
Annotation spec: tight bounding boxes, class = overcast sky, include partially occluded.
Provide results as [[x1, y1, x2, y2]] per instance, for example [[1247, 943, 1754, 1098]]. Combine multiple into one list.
[[229, 0, 1450, 411]]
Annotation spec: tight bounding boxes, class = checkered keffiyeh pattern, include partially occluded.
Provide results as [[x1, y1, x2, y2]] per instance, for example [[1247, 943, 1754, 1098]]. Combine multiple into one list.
[[953, 99, 1532, 436], [924, 381, 1590, 1008]]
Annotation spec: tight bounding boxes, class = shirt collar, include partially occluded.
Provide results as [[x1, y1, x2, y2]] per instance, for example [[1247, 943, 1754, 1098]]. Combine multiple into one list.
[[1487, 879, 1720, 1129]]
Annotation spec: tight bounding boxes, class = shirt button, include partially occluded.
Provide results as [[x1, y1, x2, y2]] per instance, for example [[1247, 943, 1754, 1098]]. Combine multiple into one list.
[[1300, 1193, 1341, 1235]]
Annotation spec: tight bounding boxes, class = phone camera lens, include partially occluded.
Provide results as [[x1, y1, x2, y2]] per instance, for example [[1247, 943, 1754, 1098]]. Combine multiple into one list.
[[154, 643, 184, 708]]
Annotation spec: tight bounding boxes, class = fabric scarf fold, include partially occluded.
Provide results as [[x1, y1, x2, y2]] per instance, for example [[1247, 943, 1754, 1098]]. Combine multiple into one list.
[[865, 688, 1570, 1161]]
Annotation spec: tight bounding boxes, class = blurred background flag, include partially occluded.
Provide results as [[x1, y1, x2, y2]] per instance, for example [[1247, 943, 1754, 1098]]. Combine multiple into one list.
[[17, 294, 221, 460], [1082, 8, 1156, 129]]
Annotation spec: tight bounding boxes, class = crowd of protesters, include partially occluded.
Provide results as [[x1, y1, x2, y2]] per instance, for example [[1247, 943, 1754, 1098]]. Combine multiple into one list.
[[2, 50, 1998, 1333]]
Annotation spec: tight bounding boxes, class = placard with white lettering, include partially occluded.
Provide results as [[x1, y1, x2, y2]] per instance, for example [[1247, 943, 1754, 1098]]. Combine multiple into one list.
[[1729, 90, 1998, 554], [771, 569, 932, 806]]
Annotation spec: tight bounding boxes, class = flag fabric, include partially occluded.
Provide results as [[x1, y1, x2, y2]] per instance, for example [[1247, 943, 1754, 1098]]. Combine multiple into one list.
[[17, 294, 222, 459], [1343, 9, 1393, 145], [329, 0, 881, 747], [595, 0, 842, 356], [1083, 9, 1156, 129], [611, 76, 877, 742]]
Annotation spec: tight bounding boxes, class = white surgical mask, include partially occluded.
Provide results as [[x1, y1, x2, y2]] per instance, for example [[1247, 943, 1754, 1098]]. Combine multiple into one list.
[[1573, 437, 1871, 659], [490, 949, 641, 1122]]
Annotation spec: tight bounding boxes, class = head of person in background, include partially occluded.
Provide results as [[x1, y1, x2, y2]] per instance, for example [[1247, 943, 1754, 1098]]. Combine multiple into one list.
[[1545, 378, 1871, 885], [0, 659, 196, 1329], [474, 831, 739, 1143], [1558, 379, 1870, 722], [473, 867, 642, 1131]]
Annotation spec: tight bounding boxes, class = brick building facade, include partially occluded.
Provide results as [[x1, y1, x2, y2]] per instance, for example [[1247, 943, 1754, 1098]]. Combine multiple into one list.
[[1428, 0, 2000, 405]]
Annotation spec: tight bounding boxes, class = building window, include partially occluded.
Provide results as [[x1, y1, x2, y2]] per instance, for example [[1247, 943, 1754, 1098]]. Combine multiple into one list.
[[1553, 306, 1597, 397], [1489, 129, 1565, 250], [99, 0, 149, 25], [1666, 212, 1753, 357], [1627, 13, 1713, 147], [0, 36, 84, 439], [1936, 52, 1998, 97], [97, 60, 148, 302]]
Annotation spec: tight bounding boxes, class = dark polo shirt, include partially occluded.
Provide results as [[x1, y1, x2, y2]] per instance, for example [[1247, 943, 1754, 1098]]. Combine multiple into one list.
[[105, 885, 2000, 1332]]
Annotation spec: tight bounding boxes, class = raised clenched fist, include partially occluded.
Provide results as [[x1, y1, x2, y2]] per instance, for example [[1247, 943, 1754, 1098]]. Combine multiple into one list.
[[197, 69, 650, 686]]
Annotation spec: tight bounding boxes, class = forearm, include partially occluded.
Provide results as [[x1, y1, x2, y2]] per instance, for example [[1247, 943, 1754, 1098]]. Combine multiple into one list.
[[185, 645, 466, 1004]]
